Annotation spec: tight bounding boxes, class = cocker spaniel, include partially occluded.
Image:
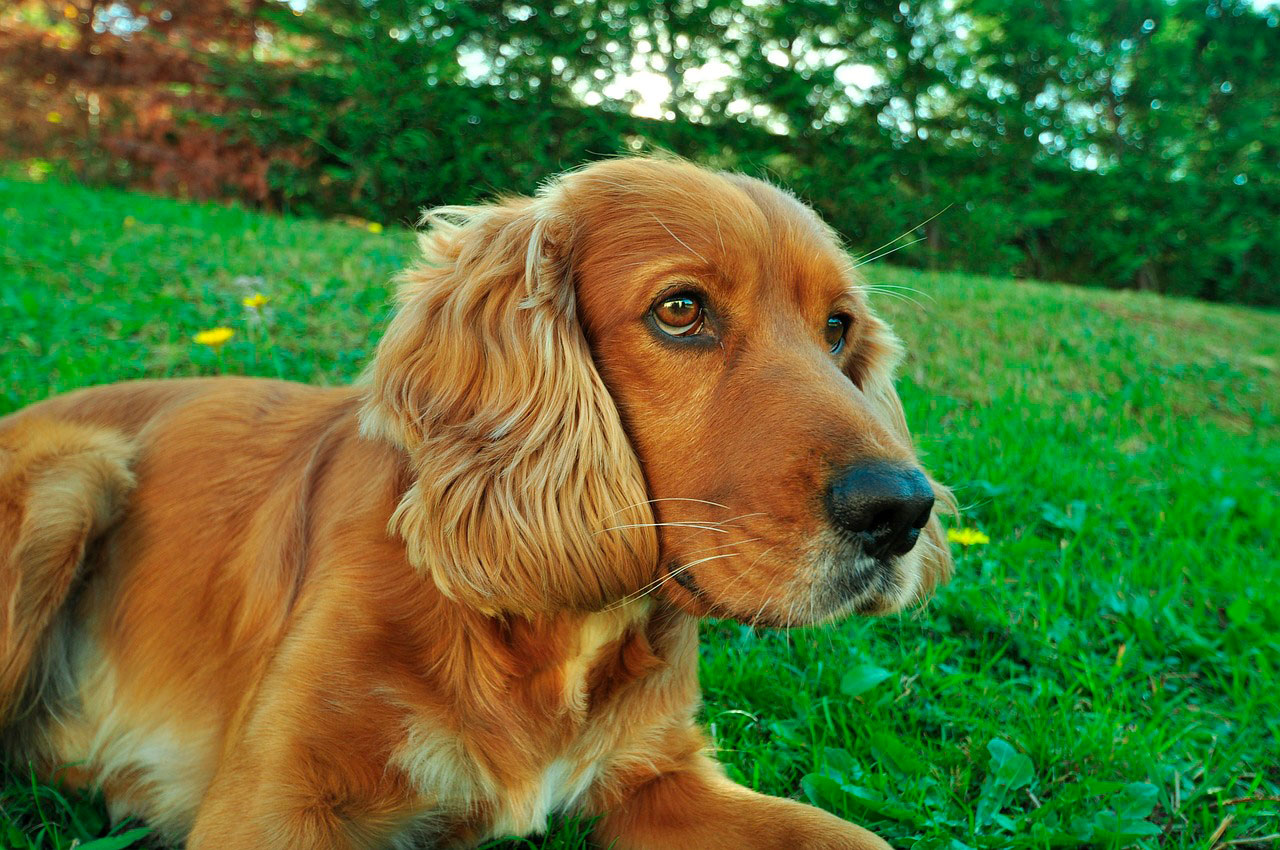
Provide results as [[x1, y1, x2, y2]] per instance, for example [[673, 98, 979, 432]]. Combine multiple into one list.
[[0, 157, 952, 849]]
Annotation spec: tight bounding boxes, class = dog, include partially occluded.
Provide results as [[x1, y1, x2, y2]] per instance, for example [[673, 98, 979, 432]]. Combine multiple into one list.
[[0, 157, 953, 849]]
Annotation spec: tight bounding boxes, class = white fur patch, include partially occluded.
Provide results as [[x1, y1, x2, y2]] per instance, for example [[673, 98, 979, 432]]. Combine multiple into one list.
[[49, 643, 216, 841]]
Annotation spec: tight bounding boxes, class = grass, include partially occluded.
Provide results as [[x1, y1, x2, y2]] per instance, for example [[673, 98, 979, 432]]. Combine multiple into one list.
[[1, 175, 1277, 849]]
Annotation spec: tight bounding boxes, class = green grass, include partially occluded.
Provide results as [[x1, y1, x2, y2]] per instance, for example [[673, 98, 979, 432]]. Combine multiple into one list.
[[1, 175, 1277, 849]]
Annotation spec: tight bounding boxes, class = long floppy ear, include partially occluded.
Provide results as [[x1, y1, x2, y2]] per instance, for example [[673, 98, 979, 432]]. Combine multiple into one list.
[[360, 189, 658, 614], [850, 309, 956, 599]]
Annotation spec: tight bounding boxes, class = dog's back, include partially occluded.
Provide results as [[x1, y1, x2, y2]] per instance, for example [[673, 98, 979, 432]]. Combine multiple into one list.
[[0, 378, 386, 837]]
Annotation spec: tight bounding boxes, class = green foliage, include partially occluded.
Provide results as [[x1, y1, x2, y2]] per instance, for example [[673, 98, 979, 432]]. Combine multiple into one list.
[[0, 764, 149, 849], [200, 0, 1280, 305], [2, 178, 1278, 847]]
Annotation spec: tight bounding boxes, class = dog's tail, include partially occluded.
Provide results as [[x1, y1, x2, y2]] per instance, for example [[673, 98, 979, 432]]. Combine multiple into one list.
[[0, 418, 135, 724]]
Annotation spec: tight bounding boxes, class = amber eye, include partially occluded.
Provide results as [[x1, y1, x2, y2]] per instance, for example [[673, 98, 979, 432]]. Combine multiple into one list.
[[825, 314, 850, 352], [653, 292, 705, 337]]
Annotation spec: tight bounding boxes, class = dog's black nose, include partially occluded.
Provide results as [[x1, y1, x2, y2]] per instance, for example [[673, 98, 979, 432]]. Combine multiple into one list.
[[826, 462, 935, 559]]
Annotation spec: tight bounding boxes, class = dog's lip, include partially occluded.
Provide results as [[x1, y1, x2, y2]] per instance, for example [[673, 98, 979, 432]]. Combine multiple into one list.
[[670, 564, 703, 597], [658, 542, 900, 625], [823, 540, 899, 609], [662, 560, 771, 622], [658, 557, 707, 607]]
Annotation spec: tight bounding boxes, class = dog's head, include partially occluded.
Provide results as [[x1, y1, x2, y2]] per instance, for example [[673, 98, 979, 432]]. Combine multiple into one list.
[[361, 157, 953, 623]]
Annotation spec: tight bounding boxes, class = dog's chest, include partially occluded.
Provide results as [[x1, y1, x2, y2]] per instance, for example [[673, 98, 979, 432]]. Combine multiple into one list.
[[390, 601, 653, 839]]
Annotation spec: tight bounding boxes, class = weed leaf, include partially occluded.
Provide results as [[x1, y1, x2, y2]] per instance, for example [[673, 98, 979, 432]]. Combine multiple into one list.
[[77, 827, 151, 849], [841, 665, 893, 697]]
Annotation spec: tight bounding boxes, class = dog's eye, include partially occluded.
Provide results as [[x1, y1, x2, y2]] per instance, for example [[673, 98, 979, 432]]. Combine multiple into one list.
[[825, 314, 850, 353], [653, 293, 705, 337]]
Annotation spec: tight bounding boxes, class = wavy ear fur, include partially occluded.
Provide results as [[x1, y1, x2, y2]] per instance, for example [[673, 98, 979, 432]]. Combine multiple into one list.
[[850, 310, 955, 598], [360, 188, 657, 615]]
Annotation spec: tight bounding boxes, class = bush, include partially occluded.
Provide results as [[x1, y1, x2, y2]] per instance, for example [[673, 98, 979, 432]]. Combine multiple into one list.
[[5, 0, 1276, 305]]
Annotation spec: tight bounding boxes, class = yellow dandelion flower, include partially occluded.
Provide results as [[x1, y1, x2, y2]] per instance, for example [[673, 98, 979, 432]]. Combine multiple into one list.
[[123, 215, 136, 228], [194, 327, 234, 348], [947, 527, 990, 547], [47, 111, 62, 124], [242, 293, 269, 308], [367, 222, 383, 234]]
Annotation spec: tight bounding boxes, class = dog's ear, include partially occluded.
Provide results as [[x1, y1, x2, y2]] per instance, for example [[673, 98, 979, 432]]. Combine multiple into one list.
[[360, 190, 657, 614], [849, 310, 956, 599]]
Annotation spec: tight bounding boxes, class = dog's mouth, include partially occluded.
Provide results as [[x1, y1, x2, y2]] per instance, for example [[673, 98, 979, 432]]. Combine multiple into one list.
[[657, 531, 919, 627], [826, 556, 901, 613], [671, 567, 701, 597], [663, 560, 780, 623], [811, 530, 923, 618], [667, 565, 740, 619]]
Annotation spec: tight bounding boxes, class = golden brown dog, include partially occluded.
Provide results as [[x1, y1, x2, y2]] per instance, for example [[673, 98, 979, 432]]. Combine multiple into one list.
[[0, 157, 953, 849]]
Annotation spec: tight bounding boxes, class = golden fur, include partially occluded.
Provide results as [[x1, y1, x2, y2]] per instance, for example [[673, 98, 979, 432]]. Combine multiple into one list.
[[0, 157, 952, 848]]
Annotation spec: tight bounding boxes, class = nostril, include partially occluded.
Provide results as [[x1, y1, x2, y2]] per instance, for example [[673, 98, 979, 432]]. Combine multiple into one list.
[[866, 507, 898, 536], [910, 501, 933, 530]]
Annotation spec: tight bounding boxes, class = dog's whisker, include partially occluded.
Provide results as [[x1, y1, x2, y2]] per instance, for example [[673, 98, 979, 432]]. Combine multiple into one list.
[[649, 213, 709, 264], [679, 511, 767, 529], [742, 541, 780, 574], [744, 544, 782, 629], [639, 553, 738, 598], [853, 205, 952, 263], [594, 521, 731, 536], [861, 286, 929, 310], [713, 550, 771, 614], [862, 284, 935, 305], [709, 511, 766, 525], [614, 558, 727, 611], [612, 533, 766, 614], [681, 537, 763, 557], [864, 283, 930, 296], [853, 235, 928, 269], [640, 553, 742, 600], [863, 283, 928, 297], [598, 511, 764, 538], [604, 553, 742, 611], [598, 497, 731, 522], [685, 532, 784, 624], [911, 578, 927, 617]]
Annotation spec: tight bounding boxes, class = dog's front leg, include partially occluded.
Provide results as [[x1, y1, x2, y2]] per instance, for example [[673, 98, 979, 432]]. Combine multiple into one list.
[[186, 717, 413, 850], [187, 761, 361, 850], [592, 752, 891, 850]]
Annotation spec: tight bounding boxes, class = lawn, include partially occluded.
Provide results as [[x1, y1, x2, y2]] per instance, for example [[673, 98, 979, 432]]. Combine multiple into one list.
[[1, 175, 1277, 849]]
